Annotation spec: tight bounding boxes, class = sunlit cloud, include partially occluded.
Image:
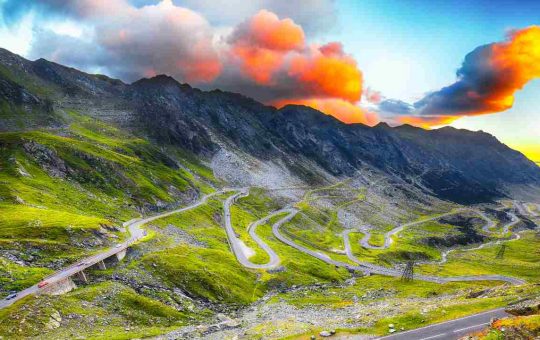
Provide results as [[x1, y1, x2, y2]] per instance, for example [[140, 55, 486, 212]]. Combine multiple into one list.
[[404, 25, 540, 128]]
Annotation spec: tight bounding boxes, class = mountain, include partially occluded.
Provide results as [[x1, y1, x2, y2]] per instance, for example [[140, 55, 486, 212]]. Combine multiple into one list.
[[1, 47, 539, 204], [2, 47, 540, 340]]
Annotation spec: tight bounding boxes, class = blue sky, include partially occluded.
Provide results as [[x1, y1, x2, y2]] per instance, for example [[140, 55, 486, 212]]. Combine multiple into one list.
[[329, 0, 540, 158]]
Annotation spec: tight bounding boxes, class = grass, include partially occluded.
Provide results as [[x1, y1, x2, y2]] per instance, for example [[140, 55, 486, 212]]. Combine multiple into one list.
[[138, 196, 265, 304], [0, 95, 537, 339], [143, 244, 263, 304], [230, 205, 271, 264], [0, 258, 53, 294], [0, 110, 219, 294], [0, 282, 195, 339], [481, 314, 540, 339], [418, 231, 540, 281], [261, 276, 523, 339], [140, 194, 352, 302], [346, 215, 492, 266], [367, 233, 385, 247], [274, 275, 498, 308]]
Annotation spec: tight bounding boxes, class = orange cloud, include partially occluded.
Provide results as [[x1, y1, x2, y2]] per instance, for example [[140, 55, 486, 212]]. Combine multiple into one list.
[[488, 25, 540, 110], [397, 115, 460, 129], [227, 10, 370, 125], [415, 25, 540, 118], [273, 98, 378, 126], [231, 45, 284, 84], [289, 43, 363, 103], [246, 9, 305, 51], [230, 9, 305, 84]]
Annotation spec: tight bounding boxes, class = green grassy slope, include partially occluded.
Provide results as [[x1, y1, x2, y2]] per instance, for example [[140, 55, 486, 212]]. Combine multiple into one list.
[[0, 111, 218, 295]]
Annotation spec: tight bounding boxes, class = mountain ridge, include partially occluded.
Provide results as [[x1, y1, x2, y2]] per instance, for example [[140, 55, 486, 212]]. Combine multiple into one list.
[[0, 47, 539, 204]]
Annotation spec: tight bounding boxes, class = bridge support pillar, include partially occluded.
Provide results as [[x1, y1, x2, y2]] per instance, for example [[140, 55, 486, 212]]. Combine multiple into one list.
[[116, 249, 127, 261], [77, 270, 88, 284], [97, 260, 107, 270]]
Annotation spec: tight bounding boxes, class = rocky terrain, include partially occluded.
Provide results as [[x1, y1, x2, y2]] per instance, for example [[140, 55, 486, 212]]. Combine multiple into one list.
[[1, 47, 540, 204], [0, 47, 539, 339]]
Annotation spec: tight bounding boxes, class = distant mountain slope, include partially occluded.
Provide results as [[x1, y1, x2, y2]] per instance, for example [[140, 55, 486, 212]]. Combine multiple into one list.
[[1, 47, 539, 204]]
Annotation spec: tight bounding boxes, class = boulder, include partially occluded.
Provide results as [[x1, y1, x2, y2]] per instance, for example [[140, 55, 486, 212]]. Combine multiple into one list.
[[320, 330, 332, 337]]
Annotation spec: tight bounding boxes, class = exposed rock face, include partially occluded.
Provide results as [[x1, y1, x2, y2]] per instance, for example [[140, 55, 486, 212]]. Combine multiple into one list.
[[1, 47, 539, 204], [506, 298, 540, 316], [22, 141, 71, 179]]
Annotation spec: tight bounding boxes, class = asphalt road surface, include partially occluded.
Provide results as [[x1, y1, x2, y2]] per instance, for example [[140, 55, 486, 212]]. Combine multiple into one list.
[[377, 307, 508, 340]]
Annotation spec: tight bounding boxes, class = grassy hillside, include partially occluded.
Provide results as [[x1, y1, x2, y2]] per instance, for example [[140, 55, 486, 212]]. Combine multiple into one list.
[[0, 106, 538, 339], [0, 111, 218, 296]]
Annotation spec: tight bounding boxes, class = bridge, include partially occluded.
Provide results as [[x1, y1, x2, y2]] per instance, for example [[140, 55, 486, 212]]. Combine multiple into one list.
[[0, 217, 145, 308], [0, 190, 230, 309]]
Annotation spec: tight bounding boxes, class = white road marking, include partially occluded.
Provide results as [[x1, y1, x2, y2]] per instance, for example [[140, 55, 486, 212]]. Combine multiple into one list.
[[419, 333, 448, 340], [453, 323, 488, 333]]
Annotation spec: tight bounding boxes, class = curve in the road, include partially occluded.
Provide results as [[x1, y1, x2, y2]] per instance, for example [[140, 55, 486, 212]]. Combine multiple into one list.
[[221, 189, 290, 270], [0, 189, 236, 309], [268, 209, 525, 285], [223, 188, 528, 285]]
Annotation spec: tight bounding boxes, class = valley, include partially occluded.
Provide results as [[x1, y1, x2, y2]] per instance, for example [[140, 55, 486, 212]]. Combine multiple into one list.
[[0, 47, 539, 339]]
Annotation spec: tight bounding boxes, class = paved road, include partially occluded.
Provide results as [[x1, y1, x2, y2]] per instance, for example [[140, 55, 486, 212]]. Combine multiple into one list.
[[356, 207, 518, 262], [245, 209, 293, 269], [377, 307, 508, 340], [268, 209, 524, 284], [502, 211, 519, 233], [270, 208, 371, 273], [356, 208, 498, 250], [221, 188, 275, 269], [0, 190, 230, 309], [219, 188, 526, 284], [341, 229, 525, 284]]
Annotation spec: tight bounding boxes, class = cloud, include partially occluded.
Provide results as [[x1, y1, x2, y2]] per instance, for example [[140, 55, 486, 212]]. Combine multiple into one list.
[[374, 25, 540, 129], [364, 87, 382, 104], [221, 11, 368, 124], [3, 1, 373, 125], [228, 9, 304, 84], [2, 0, 129, 22], [169, 0, 337, 36], [24, 0, 222, 83], [396, 115, 460, 129], [273, 98, 378, 125], [288, 42, 362, 103], [412, 25, 540, 122], [378, 99, 414, 115]]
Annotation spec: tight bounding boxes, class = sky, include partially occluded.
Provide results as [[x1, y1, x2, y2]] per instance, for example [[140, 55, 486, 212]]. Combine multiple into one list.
[[0, 0, 538, 162]]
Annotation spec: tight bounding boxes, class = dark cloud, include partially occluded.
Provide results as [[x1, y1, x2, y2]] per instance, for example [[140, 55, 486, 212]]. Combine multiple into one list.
[[413, 44, 498, 116], [27, 0, 222, 84], [378, 99, 414, 115], [415, 26, 540, 117]]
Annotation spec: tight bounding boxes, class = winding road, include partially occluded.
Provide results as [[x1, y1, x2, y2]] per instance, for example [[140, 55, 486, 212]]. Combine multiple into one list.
[[3, 184, 535, 310], [0, 189, 234, 309], [222, 190, 529, 285], [221, 189, 290, 270], [351, 207, 520, 267]]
